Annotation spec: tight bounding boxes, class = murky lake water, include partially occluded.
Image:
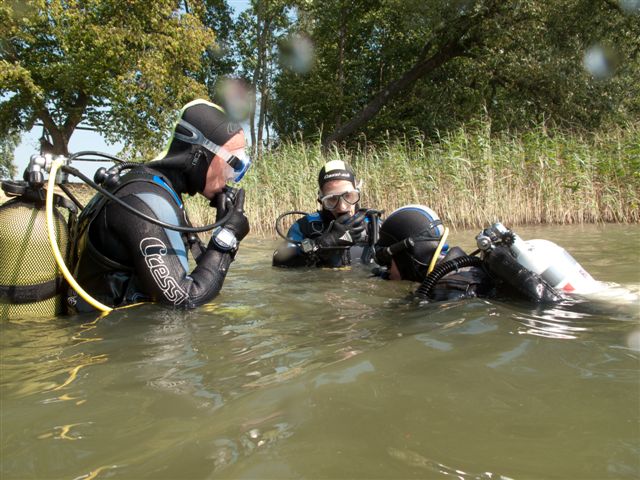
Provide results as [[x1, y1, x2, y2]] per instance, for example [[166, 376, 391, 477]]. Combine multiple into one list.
[[2, 224, 639, 479]]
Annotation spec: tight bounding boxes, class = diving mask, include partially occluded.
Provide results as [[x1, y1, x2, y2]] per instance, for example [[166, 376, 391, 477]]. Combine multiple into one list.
[[174, 119, 251, 183], [318, 189, 360, 210]]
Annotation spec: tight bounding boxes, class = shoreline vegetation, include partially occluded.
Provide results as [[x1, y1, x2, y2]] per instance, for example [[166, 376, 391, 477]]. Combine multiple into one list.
[[213, 122, 640, 236], [3, 122, 639, 236]]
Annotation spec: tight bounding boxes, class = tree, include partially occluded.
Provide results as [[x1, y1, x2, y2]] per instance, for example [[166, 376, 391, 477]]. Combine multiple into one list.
[[197, 0, 238, 97], [270, 0, 640, 146], [0, 0, 216, 157], [0, 131, 20, 179], [234, 0, 291, 158]]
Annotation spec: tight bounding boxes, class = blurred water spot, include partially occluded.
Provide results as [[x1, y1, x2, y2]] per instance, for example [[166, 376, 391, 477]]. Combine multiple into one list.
[[583, 45, 618, 79], [279, 34, 315, 74], [214, 77, 252, 122], [619, 0, 640, 14], [626, 329, 640, 351], [209, 40, 230, 60]]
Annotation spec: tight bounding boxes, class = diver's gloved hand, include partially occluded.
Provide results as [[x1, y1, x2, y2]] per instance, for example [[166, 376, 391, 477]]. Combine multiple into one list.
[[213, 188, 250, 242], [315, 211, 366, 248]]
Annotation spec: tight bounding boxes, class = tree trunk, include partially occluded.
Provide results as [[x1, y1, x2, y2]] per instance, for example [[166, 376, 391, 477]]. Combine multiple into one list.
[[249, 14, 263, 156], [322, 1, 500, 149], [38, 92, 88, 156], [256, 18, 272, 160], [335, 4, 347, 129], [322, 39, 465, 149], [256, 83, 268, 158]]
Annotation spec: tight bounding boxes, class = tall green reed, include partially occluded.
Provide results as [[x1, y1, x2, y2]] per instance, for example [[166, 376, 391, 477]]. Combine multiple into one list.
[[204, 121, 638, 237], [5, 122, 635, 237]]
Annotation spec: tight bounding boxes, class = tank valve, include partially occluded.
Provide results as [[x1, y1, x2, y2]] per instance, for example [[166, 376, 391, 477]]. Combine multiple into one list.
[[476, 234, 493, 252]]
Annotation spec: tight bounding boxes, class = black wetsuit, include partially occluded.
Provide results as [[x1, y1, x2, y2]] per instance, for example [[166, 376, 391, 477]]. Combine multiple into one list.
[[428, 247, 495, 301], [272, 210, 374, 268], [69, 165, 234, 311]]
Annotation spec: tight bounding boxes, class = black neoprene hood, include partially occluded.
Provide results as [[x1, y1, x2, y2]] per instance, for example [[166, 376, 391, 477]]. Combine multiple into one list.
[[318, 160, 356, 189], [151, 100, 244, 196], [377, 206, 444, 282], [169, 101, 242, 156]]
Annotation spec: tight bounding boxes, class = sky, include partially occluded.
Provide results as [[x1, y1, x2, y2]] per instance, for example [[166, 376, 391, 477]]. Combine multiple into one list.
[[12, 0, 252, 179]]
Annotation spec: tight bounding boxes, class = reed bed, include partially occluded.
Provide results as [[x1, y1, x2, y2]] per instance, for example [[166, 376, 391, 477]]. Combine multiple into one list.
[[188, 122, 640, 236], [3, 122, 638, 237]]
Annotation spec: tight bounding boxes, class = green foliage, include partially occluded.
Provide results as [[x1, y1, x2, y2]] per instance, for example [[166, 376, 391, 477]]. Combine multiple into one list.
[[0, 0, 216, 156], [0, 131, 20, 179], [198, 0, 238, 97], [270, 0, 640, 143]]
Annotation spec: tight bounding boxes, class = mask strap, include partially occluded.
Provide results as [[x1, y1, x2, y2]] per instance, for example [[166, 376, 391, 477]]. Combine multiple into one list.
[[174, 119, 222, 156], [175, 119, 249, 180]]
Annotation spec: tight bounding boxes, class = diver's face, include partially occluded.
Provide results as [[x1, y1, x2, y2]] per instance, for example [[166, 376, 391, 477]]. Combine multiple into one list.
[[320, 179, 357, 218], [202, 131, 247, 199]]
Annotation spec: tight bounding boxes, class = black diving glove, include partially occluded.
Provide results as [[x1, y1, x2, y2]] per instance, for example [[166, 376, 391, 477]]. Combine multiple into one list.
[[315, 211, 366, 249], [213, 187, 250, 242]]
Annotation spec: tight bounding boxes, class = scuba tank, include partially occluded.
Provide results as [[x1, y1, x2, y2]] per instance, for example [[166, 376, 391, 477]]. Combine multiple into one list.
[[0, 155, 76, 320], [1, 149, 243, 318], [479, 223, 600, 295]]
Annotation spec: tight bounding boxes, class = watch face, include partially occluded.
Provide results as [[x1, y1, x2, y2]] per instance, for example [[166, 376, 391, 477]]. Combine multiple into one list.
[[215, 227, 237, 250]]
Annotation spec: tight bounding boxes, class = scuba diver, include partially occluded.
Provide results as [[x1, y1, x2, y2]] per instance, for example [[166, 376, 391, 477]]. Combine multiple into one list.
[[69, 99, 251, 311], [272, 160, 381, 268], [373, 205, 598, 303]]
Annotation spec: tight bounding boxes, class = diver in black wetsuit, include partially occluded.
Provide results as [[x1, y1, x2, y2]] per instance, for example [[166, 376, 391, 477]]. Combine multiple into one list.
[[272, 160, 378, 268], [373, 205, 562, 303], [69, 100, 251, 311]]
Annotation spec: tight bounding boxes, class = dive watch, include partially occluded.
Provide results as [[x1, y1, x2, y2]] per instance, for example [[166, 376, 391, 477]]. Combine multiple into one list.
[[211, 226, 238, 252]]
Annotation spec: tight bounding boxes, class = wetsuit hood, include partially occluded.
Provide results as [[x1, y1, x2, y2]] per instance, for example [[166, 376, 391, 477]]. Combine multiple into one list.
[[149, 99, 243, 196], [376, 205, 446, 282], [318, 160, 356, 190]]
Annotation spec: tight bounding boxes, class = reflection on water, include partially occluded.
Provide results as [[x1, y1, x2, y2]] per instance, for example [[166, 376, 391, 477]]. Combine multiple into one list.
[[1, 225, 639, 479]]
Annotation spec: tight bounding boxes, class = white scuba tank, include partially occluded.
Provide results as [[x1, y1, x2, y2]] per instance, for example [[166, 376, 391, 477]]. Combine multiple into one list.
[[490, 223, 600, 295], [515, 239, 599, 294]]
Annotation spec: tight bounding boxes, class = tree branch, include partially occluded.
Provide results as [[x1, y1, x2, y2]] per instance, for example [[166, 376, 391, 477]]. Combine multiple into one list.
[[322, 0, 502, 148]]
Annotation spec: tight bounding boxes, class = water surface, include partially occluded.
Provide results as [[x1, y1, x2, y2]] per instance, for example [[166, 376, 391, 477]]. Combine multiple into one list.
[[1, 224, 639, 479]]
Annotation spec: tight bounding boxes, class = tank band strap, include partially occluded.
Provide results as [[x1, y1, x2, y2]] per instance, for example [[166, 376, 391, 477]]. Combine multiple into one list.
[[0, 277, 64, 303]]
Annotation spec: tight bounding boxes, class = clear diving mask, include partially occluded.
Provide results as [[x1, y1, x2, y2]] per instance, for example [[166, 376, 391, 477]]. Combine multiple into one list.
[[318, 189, 360, 210], [173, 119, 251, 183]]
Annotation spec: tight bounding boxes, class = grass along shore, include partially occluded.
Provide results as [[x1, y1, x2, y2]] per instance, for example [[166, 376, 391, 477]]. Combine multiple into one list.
[[2, 123, 638, 237], [189, 122, 640, 236]]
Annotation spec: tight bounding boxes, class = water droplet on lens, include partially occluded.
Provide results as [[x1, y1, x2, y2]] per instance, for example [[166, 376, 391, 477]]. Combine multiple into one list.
[[214, 77, 252, 122], [279, 34, 315, 74], [583, 45, 618, 79], [618, 0, 640, 14]]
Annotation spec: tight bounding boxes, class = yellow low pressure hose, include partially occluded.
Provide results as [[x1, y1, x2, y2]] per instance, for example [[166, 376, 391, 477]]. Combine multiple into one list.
[[46, 158, 113, 313], [427, 227, 450, 275]]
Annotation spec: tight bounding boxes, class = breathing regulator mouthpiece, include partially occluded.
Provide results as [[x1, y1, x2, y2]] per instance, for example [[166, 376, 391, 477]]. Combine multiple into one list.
[[374, 237, 415, 267]]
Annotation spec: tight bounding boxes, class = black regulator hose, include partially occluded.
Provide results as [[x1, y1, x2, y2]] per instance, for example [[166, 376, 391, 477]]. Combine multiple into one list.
[[275, 208, 383, 249], [275, 210, 310, 245], [69, 150, 125, 163], [61, 165, 234, 233], [415, 255, 484, 299]]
